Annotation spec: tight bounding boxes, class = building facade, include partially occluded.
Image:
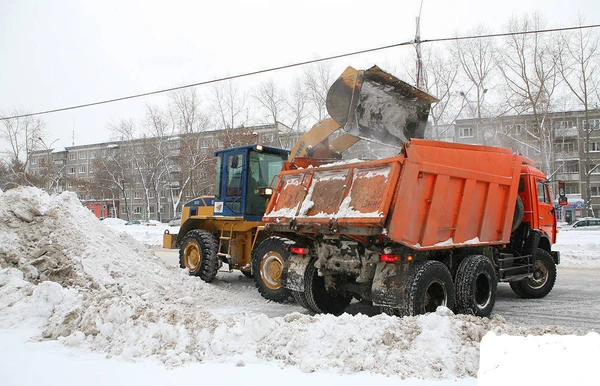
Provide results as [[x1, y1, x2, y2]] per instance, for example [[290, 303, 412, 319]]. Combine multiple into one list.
[[28, 123, 301, 222]]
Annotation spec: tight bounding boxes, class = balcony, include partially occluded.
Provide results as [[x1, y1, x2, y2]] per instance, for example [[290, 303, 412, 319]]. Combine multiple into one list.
[[554, 127, 579, 138]]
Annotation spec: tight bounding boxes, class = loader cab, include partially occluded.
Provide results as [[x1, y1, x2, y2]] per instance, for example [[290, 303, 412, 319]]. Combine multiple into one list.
[[214, 145, 290, 221]]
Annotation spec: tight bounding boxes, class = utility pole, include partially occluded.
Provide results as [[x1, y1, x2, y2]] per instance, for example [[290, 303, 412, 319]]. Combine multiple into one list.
[[414, 0, 424, 89]]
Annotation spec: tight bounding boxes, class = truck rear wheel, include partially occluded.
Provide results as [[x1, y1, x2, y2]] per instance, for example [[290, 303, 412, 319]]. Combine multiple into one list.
[[406, 261, 455, 316], [304, 258, 352, 315], [252, 237, 294, 303], [454, 255, 497, 317], [179, 230, 220, 282], [509, 248, 557, 299]]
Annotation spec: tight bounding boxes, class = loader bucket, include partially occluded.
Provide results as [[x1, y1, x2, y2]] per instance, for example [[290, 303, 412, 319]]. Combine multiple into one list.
[[326, 66, 438, 148]]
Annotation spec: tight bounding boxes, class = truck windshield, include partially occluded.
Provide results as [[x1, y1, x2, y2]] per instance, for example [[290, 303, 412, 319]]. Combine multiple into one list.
[[246, 150, 287, 216]]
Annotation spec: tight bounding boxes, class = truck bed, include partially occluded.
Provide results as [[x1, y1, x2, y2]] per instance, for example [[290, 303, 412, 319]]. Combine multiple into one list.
[[264, 139, 528, 250]]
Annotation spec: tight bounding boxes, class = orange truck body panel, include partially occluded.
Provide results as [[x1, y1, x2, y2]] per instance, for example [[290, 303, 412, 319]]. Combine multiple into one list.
[[264, 139, 532, 250]]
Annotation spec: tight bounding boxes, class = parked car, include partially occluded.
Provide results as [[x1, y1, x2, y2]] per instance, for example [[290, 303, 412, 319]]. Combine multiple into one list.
[[125, 220, 141, 225], [168, 216, 181, 227], [566, 218, 600, 229]]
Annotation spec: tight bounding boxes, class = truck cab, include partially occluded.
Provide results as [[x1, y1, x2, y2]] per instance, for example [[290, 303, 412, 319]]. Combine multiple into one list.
[[518, 164, 558, 248]]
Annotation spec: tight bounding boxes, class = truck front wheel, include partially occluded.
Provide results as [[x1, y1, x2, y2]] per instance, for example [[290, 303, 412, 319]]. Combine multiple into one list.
[[406, 261, 455, 316], [252, 237, 294, 303], [510, 248, 557, 299], [454, 255, 497, 317], [179, 230, 220, 282]]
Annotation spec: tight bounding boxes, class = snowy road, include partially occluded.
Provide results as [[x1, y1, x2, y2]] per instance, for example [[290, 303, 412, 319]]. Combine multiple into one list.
[[153, 248, 600, 332]]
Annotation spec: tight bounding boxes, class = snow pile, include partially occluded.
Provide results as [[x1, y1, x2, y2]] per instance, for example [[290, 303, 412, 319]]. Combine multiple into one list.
[[0, 187, 575, 379], [554, 230, 600, 268]]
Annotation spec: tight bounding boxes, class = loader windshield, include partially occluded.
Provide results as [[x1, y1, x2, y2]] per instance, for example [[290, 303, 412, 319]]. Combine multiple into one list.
[[246, 150, 287, 216]]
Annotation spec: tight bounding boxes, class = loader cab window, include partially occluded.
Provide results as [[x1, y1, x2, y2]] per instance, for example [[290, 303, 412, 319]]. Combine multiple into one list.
[[224, 153, 245, 213], [246, 150, 287, 216]]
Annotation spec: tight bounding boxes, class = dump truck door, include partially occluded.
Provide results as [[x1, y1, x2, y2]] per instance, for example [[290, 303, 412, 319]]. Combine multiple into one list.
[[534, 179, 557, 244]]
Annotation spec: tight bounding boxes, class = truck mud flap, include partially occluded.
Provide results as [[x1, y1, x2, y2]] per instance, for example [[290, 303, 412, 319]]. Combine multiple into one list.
[[371, 261, 411, 313], [282, 255, 311, 292]]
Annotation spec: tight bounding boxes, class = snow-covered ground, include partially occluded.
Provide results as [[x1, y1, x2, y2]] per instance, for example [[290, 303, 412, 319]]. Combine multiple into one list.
[[1, 188, 599, 385]]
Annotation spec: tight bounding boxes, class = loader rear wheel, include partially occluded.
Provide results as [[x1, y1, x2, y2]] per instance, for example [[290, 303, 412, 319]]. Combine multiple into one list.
[[179, 230, 220, 282], [454, 255, 497, 317], [406, 261, 455, 316], [252, 237, 294, 303], [304, 258, 352, 315], [509, 248, 556, 299]]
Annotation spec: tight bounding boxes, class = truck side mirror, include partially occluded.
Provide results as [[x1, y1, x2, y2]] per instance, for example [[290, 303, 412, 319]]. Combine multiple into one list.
[[558, 180, 567, 206]]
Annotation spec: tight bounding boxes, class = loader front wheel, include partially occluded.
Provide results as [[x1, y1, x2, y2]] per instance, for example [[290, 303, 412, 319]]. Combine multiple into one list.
[[304, 258, 352, 315], [509, 248, 556, 299], [179, 230, 220, 282], [454, 255, 497, 317], [406, 261, 455, 316], [252, 237, 294, 303]]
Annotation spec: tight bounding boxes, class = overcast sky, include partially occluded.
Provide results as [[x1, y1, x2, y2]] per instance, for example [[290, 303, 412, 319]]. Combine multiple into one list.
[[1, 0, 599, 149]]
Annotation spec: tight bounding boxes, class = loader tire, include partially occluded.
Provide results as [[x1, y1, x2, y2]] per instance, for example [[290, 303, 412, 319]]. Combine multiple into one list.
[[179, 230, 220, 282], [509, 248, 556, 299], [252, 237, 294, 303], [454, 255, 497, 317], [304, 258, 351, 315], [406, 261, 455, 316]]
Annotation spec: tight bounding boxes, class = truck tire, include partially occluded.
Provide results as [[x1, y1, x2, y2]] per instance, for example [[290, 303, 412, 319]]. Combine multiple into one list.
[[304, 258, 352, 315], [406, 261, 455, 316], [252, 237, 294, 303], [454, 255, 497, 317], [509, 248, 557, 299], [292, 290, 311, 310], [511, 195, 525, 233], [179, 229, 220, 282]]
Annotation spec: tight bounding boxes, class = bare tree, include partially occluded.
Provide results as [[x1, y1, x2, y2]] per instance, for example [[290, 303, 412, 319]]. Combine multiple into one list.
[[286, 77, 310, 131], [452, 25, 497, 122], [497, 12, 559, 174], [416, 46, 460, 140], [0, 111, 44, 188], [169, 88, 210, 134], [556, 18, 600, 215], [303, 62, 335, 122], [253, 79, 286, 125], [210, 80, 247, 129]]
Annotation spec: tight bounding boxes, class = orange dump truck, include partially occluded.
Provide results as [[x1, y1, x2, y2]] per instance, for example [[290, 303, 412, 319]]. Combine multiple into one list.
[[262, 138, 560, 317]]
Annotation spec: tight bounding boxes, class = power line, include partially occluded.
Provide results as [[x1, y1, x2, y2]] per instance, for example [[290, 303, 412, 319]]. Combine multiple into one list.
[[2, 23, 599, 121]]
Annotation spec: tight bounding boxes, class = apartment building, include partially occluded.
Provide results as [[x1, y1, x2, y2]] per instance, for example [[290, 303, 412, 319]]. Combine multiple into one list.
[[28, 123, 301, 222]]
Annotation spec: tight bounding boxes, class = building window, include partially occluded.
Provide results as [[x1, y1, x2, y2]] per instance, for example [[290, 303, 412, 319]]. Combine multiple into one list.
[[89, 166, 94, 174], [591, 186, 600, 197], [79, 152, 86, 160], [134, 191, 142, 199], [133, 206, 142, 214], [79, 166, 86, 173], [148, 191, 154, 198], [89, 151, 96, 159], [160, 190, 166, 198], [32, 157, 38, 165], [149, 206, 155, 214], [122, 207, 128, 215], [590, 142, 600, 152], [160, 206, 166, 214], [459, 127, 473, 138], [69, 153, 76, 161], [68, 167, 75, 174], [555, 142, 576, 153], [122, 191, 130, 199], [583, 119, 600, 131], [563, 161, 579, 174]]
